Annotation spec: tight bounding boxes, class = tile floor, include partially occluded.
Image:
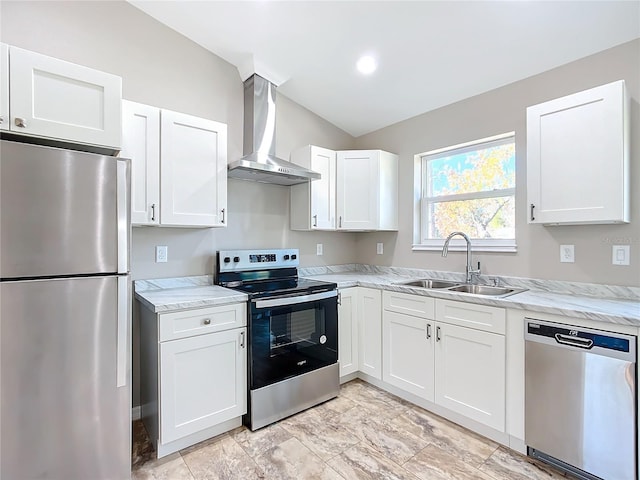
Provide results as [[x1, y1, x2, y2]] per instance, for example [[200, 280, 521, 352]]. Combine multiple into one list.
[[132, 379, 568, 480]]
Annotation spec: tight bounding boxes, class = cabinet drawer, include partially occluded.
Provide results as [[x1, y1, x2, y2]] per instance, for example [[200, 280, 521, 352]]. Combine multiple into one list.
[[159, 303, 246, 342], [435, 299, 505, 335], [383, 290, 435, 319]]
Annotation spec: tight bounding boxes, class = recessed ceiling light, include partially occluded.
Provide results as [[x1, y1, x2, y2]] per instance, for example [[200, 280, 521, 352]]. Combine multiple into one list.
[[356, 55, 377, 75]]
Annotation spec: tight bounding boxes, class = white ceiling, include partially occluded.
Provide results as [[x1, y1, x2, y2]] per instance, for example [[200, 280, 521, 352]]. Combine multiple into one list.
[[130, 1, 640, 137]]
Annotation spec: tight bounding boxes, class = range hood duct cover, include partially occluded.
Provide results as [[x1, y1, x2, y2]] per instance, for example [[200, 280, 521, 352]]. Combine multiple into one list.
[[228, 74, 320, 186]]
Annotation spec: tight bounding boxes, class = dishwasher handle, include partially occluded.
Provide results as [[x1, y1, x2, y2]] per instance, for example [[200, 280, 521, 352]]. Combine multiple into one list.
[[554, 333, 594, 349]]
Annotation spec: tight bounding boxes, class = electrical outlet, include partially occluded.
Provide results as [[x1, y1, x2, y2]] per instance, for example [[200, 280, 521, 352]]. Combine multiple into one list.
[[560, 244, 574, 263], [316, 243, 323, 256], [156, 245, 168, 263], [376, 242, 384, 255], [612, 245, 630, 266]]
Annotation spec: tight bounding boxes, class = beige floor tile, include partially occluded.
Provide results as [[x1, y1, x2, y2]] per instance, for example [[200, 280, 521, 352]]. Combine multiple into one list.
[[132, 452, 194, 480], [340, 381, 410, 420], [328, 441, 419, 480], [254, 437, 344, 480], [479, 447, 568, 480], [232, 423, 292, 458], [181, 435, 264, 480], [404, 444, 496, 480], [391, 406, 498, 466]]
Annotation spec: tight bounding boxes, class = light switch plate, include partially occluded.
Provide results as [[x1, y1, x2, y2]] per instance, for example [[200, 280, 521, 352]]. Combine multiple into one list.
[[612, 245, 630, 265], [155, 245, 168, 263], [377, 242, 384, 255], [560, 245, 575, 263], [316, 243, 323, 256]]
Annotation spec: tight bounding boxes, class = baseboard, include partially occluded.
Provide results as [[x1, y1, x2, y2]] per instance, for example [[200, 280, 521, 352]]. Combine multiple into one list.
[[131, 405, 141, 421]]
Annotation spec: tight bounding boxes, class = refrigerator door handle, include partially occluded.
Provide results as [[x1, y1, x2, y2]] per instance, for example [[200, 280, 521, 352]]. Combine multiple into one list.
[[116, 158, 130, 274], [116, 276, 128, 388]]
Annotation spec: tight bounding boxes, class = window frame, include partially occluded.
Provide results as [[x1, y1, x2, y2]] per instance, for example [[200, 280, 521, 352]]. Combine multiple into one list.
[[413, 132, 517, 253]]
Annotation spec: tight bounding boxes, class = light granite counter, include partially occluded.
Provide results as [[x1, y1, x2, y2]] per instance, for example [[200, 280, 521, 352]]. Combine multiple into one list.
[[134, 268, 640, 326], [135, 275, 247, 313]]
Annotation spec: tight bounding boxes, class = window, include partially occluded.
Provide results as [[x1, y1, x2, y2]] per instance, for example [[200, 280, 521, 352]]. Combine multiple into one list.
[[414, 132, 516, 252]]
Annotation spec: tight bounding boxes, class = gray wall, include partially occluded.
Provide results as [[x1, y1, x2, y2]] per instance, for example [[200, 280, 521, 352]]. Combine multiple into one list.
[[355, 39, 640, 287], [0, 0, 358, 282]]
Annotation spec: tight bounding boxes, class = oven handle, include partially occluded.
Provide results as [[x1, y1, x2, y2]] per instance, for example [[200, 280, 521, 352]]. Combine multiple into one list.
[[253, 290, 337, 308]]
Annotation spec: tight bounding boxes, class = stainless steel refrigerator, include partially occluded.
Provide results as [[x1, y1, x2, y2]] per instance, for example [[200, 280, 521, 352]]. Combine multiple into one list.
[[0, 140, 131, 479]]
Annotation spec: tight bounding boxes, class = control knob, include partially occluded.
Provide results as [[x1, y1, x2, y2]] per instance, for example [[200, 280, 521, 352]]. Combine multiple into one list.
[[283, 255, 290, 260], [291, 254, 297, 260], [223, 257, 231, 263], [233, 256, 240, 263]]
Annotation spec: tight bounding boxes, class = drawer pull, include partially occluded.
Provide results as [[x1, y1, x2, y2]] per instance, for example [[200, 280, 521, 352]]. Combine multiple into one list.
[[15, 117, 27, 128], [203, 318, 211, 325], [426, 323, 432, 339], [240, 331, 245, 348], [436, 326, 441, 342]]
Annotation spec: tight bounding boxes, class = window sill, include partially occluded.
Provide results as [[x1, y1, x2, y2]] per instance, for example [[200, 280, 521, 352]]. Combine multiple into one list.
[[412, 241, 517, 253]]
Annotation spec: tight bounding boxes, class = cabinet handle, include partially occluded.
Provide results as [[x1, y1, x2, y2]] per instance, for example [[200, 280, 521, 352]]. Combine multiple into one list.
[[530, 203, 535, 221], [436, 326, 441, 342], [203, 318, 211, 325], [221, 208, 226, 224], [0, 116, 4, 124], [15, 117, 27, 128], [313, 214, 318, 227], [240, 331, 245, 348], [337, 291, 342, 306], [151, 203, 156, 222], [426, 323, 431, 339], [339, 216, 342, 228]]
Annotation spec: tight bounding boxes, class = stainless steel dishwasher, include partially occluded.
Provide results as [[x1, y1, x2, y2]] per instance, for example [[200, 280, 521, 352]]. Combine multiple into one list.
[[525, 318, 637, 480]]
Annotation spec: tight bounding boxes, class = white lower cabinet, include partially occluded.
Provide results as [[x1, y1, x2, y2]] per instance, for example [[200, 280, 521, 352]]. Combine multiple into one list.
[[358, 287, 382, 379], [382, 292, 506, 432], [338, 288, 359, 378], [139, 302, 247, 457]]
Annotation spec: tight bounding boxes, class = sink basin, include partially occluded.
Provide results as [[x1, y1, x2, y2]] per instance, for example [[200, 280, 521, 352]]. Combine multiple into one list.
[[447, 284, 523, 297], [396, 279, 460, 289]]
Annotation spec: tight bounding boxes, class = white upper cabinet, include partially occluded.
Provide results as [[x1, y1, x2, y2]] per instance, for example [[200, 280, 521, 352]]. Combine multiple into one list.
[[8, 45, 122, 151], [121, 101, 160, 225], [290, 145, 336, 230], [161, 110, 227, 227], [336, 150, 398, 231], [121, 102, 228, 228], [0, 43, 8, 131], [527, 80, 629, 225]]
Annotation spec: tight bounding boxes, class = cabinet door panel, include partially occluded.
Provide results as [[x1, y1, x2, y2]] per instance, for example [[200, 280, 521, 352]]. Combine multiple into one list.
[[383, 311, 434, 401], [338, 288, 358, 377], [160, 328, 246, 444], [358, 288, 382, 379], [9, 46, 121, 149], [527, 80, 628, 224], [0, 43, 8, 131], [121, 100, 160, 225], [311, 147, 336, 229], [337, 150, 378, 230], [435, 323, 505, 431], [160, 110, 227, 227]]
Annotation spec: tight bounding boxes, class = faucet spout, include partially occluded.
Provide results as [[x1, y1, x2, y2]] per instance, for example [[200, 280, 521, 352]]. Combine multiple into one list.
[[441, 231, 481, 283]]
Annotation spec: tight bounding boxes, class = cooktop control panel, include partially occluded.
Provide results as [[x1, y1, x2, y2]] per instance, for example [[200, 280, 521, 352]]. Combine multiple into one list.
[[217, 249, 299, 272]]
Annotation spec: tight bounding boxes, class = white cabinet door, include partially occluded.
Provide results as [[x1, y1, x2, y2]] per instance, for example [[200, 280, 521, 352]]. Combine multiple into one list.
[[383, 311, 434, 401], [0, 43, 8, 131], [160, 327, 247, 444], [290, 145, 336, 230], [336, 150, 379, 230], [434, 322, 505, 431], [338, 288, 358, 378], [160, 110, 227, 227], [121, 100, 160, 225], [527, 80, 629, 225], [358, 288, 382, 379], [9, 46, 121, 149]]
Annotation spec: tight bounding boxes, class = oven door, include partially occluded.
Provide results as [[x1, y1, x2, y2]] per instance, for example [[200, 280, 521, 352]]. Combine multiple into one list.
[[249, 290, 338, 390]]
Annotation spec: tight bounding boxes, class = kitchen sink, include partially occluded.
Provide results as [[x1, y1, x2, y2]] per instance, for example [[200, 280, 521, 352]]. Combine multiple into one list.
[[447, 284, 524, 297], [396, 278, 460, 289]]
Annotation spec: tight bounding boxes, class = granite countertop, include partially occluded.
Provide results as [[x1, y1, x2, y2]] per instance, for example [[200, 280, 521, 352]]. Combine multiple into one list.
[[133, 268, 640, 326], [135, 275, 247, 313]]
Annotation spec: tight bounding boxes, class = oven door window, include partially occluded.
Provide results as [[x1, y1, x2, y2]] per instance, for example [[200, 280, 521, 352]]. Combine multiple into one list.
[[250, 296, 338, 390]]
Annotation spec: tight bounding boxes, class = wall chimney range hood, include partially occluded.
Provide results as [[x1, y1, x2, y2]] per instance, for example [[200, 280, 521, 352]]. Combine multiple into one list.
[[227, 74, 321, 186]]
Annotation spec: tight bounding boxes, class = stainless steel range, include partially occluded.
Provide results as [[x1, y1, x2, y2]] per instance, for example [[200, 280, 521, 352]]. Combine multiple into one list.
[[216, 249, 339, 430]]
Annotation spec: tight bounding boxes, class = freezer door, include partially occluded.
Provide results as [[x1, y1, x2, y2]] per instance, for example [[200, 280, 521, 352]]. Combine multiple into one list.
[[0, 140, 130, 278], [0, 276, 131, 480]]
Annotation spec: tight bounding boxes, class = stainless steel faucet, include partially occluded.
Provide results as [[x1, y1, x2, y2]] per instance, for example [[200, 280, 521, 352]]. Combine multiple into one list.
[[442, 231, 481, 283]]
